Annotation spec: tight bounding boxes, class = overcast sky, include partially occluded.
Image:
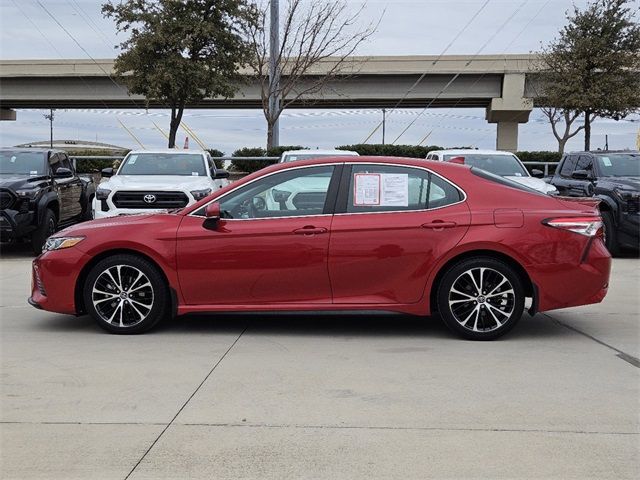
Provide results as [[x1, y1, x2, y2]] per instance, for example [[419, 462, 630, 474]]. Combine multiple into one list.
[[1, 0, 638, 153]]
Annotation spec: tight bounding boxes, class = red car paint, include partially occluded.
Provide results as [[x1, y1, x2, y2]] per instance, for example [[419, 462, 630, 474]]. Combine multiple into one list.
[[30, 157, 610, 319]]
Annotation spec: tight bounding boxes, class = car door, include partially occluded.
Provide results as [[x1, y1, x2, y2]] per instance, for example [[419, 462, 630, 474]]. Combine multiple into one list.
[[176, 164, 340, 305], [328, 163, 471, 305], [60, 153, 83, 218]]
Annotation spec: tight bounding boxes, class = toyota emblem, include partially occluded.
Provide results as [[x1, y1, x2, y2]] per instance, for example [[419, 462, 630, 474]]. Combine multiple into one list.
[[143, 194, 157, 204]]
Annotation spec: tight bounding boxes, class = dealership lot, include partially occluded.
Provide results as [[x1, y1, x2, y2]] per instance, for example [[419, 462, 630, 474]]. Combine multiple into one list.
[[1, 246, 638, 479]]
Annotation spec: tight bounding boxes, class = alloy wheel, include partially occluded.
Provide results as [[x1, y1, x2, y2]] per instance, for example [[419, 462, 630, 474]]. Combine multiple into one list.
[[91, 265, 154, 328], [448, 267, 515, 333]]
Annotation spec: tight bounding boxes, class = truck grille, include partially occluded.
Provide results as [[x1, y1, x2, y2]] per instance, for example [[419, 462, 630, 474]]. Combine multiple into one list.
[[112, 191, 189, 209], [0, 189, 15, 209]]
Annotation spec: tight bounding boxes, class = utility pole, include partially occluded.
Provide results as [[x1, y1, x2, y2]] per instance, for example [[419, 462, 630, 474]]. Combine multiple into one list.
[[43, 108, 55, 148], [604, 134, 609, 151], [269, 0, 280, 148], [382, 108, 386, 145]]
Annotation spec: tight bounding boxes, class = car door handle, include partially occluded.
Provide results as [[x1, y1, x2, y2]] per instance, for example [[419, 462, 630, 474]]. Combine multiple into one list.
[[421, 221, 457, 230], [293, 226, 327, 235]]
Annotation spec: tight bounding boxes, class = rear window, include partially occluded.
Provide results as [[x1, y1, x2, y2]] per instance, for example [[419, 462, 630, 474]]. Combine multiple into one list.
[[471, 167, 545, 196]]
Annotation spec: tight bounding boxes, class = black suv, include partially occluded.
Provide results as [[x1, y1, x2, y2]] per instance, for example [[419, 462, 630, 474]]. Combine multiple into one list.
[[0, 148, 96, 254], [548, 151, 639, 255]]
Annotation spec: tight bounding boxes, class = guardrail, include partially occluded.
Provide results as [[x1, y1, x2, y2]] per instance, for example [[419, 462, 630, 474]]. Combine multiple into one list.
[[71, 156, 560, 177]]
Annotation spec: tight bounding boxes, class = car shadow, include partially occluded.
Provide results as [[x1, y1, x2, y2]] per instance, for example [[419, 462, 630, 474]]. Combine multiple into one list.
[[0, 242, 35, 259]]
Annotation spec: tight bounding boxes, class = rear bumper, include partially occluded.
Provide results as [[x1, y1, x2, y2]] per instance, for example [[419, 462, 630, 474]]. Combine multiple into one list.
[[533, 238, 611, 312]]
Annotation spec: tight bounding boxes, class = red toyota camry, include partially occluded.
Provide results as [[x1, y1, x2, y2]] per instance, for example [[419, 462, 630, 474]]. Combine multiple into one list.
[[29, 156, 610, 340]]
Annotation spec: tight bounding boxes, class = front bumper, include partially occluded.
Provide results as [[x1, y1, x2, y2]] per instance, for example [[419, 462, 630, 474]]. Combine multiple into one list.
[[0, 209, 36, 242], [29, 248, 91, 315], [617, 212, 639, 249]]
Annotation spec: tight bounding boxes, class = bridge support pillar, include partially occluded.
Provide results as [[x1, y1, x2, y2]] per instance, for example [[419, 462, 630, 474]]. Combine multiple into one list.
[[486, 73, 532, 152], [1, 108, 16, 121]]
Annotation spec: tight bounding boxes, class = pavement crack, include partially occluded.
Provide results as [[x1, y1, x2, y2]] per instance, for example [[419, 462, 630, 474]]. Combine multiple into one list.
[[123, 324, 248, 480], [543, 313, 639, 369]]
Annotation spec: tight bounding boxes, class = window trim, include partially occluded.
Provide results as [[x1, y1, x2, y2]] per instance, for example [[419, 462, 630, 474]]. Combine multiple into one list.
[[334, 162, 466, 216]]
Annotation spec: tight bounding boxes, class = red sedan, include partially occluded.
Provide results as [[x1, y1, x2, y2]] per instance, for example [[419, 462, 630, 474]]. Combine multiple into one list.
[[29, 157, 611, 340]]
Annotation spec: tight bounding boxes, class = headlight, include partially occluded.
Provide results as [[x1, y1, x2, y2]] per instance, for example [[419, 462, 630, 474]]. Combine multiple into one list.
[[43, 236, 85, 251], [15, 188, 43, 200], [96, 188, 111, 200], [190, 188, 212, 200]]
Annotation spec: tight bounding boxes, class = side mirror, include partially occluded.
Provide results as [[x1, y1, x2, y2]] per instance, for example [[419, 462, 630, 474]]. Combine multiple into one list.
[[203, 202, 221, 230], [531, 168, 544, 178], [212, 168, 230, 179], [101, 167, 114, 178], [572, 169, 591, 180], [54, 167, 73, 178], [448, 156, 465, 165]]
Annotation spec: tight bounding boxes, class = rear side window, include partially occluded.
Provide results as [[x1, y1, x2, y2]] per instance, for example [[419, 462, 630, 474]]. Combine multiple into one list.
[[560, 156, 578, 177], [345, 164, 462, 213]]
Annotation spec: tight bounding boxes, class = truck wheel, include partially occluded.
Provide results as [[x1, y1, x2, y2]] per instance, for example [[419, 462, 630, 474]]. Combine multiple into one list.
[[31, 209, 57, 255], [83, 254, 170, 334], [601, 210, 619, 256]]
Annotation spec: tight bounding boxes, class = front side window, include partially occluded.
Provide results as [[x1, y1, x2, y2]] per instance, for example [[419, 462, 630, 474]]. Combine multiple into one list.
[[595, 153, 639, 177], [0, 151, 45, 175], [118, 153, 206, 176], [346, 164, 462, 214], [576, 155, 594, 173], [213, 165, 335, 219], [560, 156, 578, 177]]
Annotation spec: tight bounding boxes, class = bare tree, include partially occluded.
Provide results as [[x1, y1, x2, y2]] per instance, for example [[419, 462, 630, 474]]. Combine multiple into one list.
[[246, 0, 379, 149], [540, 107, 585, 154]]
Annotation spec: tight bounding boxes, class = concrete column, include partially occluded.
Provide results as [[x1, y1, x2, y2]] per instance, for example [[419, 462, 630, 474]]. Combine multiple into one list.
[[496, 122, 519, 152], [1, 108, 16, 121]]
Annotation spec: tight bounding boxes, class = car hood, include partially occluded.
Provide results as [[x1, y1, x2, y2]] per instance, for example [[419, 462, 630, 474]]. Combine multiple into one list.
[[0, 173, 48, 191], [55, 212, 170, 237], [599, 176, 640, 191], [100, 175, 212, 191], [505, 176, 557, 194]]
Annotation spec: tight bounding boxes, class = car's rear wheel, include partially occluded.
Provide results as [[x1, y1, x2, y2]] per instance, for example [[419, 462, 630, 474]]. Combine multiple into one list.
[[600, 210, 619, 256], [83, 254, 169, 334], [436, 257, 525, 340]]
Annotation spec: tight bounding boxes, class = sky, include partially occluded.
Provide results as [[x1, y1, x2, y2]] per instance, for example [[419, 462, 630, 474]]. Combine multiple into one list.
[[1, 0, 639, 153]]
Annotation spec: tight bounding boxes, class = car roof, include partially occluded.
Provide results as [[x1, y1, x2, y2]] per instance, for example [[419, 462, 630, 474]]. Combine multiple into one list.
[[428, 149, 516, 156], [282, 149, 359, 156], [127, 149, 206, 155]]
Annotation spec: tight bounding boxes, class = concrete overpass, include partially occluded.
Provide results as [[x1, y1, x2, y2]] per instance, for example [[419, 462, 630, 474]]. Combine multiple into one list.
[[0, 54, 540, 150]]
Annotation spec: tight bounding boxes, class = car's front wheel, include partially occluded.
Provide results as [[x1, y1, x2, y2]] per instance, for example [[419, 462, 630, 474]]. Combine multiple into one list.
[[436, 257, 525, 340], [600, 210, 619, 256], [83, 254, 169, 334]]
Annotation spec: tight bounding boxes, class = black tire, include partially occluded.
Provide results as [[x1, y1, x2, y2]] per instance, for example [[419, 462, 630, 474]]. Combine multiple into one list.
[[83, 254, 170, 334], [436, 257, 525, 340], [82, 195, 94, 221], [31, 208, 57, 255], [600, 210, 619, 256]]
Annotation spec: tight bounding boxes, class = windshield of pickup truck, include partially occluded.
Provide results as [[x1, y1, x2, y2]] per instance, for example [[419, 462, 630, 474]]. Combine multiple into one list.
[[444, 153, 528, 177], [595, 153, 639, 177], [118, 153, 206, 176], [0, 152, 45, 175]]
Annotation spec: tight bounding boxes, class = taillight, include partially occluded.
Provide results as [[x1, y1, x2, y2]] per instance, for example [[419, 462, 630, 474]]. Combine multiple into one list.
[[543, 216, 603, 237]]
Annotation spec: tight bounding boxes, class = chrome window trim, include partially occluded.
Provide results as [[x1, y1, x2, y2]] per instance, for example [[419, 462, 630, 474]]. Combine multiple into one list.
[[189, 161, 467, 219]]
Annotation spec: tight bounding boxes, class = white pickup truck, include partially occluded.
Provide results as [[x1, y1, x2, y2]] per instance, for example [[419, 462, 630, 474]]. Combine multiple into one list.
[[93, 149, 230, 219]]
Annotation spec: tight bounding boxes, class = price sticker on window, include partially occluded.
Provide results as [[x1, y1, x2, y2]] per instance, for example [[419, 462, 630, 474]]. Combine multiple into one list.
[[354, 173, 380, 205]]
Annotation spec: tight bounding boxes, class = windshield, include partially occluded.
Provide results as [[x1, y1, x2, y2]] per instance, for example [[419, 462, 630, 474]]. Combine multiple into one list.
[[282, 153, 354, 162], [118, 153, 206, 176], [444, 153, 528, 177], [0, 151, 45, 175], [595, 153, 639, 177]]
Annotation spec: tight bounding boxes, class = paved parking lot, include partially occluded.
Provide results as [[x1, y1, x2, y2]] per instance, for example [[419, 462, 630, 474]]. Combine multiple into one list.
[[1, 245, 638, 479]]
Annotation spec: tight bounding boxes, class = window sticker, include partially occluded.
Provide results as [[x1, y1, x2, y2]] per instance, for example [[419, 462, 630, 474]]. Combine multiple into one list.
[[288, 156, 297, 161], [601, 156, 612, 167], [191, 172, 199, 176], [381, 173, 409, 206], [10, 156, 16, 163], [354, 173, 380, 205], [30, 170, 38, 175], [128, 155, 137, 164]]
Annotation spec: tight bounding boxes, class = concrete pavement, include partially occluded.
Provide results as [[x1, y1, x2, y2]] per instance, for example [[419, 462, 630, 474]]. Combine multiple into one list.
[[1, 245, 638, 479]]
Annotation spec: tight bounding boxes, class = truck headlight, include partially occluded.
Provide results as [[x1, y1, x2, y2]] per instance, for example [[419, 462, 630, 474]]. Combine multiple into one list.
[[15, 188, 43, 200], [190, 188, 212, 200], [43, 236, 85, 251], [96, 188, 111, 200]]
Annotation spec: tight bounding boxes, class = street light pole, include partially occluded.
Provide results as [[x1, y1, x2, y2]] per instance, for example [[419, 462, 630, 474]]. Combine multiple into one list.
[[43, 108, 55, 148], [269, 0, 280, 148], [382, 108, 386, 145]]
